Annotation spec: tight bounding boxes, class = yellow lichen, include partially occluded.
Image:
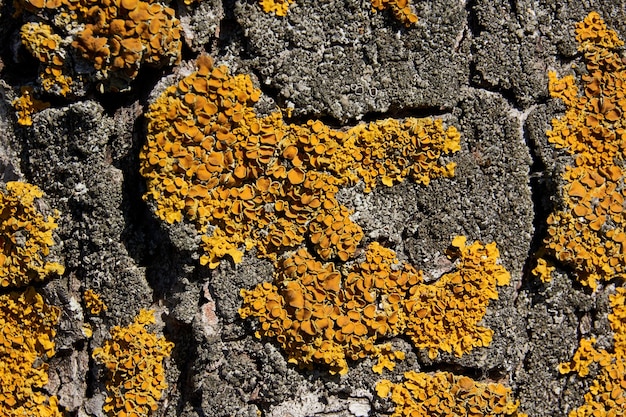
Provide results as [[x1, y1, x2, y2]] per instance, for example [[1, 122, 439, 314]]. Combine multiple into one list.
[[0, 181, 64, 288], [558, 287, 626, 416], [544, 11, 626, 290], [546, 12, 626, 417], [93, 309, 174, 417], [0, 287, 62, 417], [140, 55, 459, 269], [16, 0, 181, 92], [20, 22, 72, 96], [257, 0, 417, 26], [376, 371, 527, 417], [11, 86, 50, 126], [83, 289, 108, 315], [370, 0, 417, 26], [239, 236, 510, 374], [259, 0, 293, 16], [532, 257, 554, 283], [404, 235, 511, 360]]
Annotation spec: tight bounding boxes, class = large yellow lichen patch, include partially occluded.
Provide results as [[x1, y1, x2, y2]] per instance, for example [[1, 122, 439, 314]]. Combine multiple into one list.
[[140, 55, 459, 268], [0, 181, 64, 288], [0, 181, 64, 416], [376, 371, 527, 417], [0, 287, 62, 417], [93, 309, 173, 417], [16, 0, 181, 92], [544, 11, 626, 290], [239, 236, 510, 374], [545, 12, 626, 416]]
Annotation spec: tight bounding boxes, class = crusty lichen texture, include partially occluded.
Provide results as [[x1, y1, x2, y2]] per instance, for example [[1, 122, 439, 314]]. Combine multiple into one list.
[[92, 309, 174, 417], [0, 287, 63, 417], [258, 0, 417, 26], [239, 236, 510, 375], [545, 12, 626, 416], [140, 55, 459, 269], [16, 0, 181, 93], [544, 11, 626, 290], [0, 181, 64, 288], [376, 371, 527, 417]]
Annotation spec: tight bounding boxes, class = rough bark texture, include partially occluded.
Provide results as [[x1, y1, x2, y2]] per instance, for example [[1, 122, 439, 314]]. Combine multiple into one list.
[[0, 0, 625, 416]]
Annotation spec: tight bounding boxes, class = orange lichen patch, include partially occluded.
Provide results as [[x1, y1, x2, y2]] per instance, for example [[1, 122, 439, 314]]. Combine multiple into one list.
[[258, 0, 294, 16], [19, 22, 72, 96], [239, 237, 510, 374], [558, 287, 626, 416], [0, 287, 63, 417], [532, 257, 555, 283], [376, 371, 527, 417], [83, 289, 108, 315], [239, 242, 418, 374], [199, 228, 245, 269], [370, 0, 418, 26], [403, 235, 510, 359], [0, 181, 64, 288], [11, 86, 50, 126], [546, 14, 626, 416], [308, 205, 363, 261], [140, 55, 459, 268], [71, 0, 181, 89], [335, 118, 460, 192], [544, 12, 626, 290], [16, 0, 181, 92], [574, 11, 624, 51], [93, 309, 174, 417]]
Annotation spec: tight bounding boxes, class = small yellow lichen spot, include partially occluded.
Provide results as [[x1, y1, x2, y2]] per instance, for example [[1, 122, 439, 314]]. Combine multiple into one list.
[[259, 0, 293, 16], [12, 86, 50, 126], [0, 287, 62, 417], [376, 379, 393, 398], [83, 289, 108, 315], [532, 258, 554, 283], [450, 234, 467, 249], [82, 323, 93, 338], [370, 0, 418, 26], [377, 371, 527, 417], [93, 309, 174, 417], [0, 181, 64, 288]]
